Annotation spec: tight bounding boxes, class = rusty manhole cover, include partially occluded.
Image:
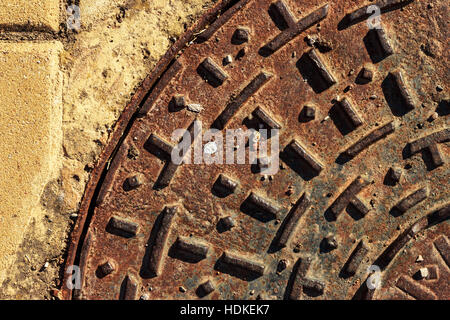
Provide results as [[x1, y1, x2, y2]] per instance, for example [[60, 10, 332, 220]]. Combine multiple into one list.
[[63, 0, 449, 300]]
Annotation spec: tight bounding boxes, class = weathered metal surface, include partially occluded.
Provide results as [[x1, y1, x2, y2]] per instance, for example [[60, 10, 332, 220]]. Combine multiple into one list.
[[63, 0, 449, 300]]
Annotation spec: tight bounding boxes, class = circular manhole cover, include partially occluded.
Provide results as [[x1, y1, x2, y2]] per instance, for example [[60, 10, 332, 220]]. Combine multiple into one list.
[[63, 0, 448, 300]]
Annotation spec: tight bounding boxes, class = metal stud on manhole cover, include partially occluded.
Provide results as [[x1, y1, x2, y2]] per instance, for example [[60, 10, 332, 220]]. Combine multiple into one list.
[[63, 0, 449, 300]]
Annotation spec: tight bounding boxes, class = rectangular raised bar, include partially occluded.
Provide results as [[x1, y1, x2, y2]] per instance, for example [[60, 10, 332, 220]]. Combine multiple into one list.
[[330, 176, 370, 218], [108, 216, 139, 238], [410, 129, 450, 153], [338, 98, 363, 128], [149, 206, 177, 276], [276, 193, 310, 248], [263, 4, 329, 54], [434, 236, 449, 267], [289, 257, 312, 300], [121, 274, 138, 300], [348, 0, 415, 24], [254, 107, 282, 129], [306, 49, 336, 87], [344, 241, 368, 276], [289, 140, 324, 173], [390, 71, 414, 110], [248, 192, 281, 218], [344, 121, 395, 157], [198, 57, 228, 86], [271, 0, 296, 28], [222, 251, 265, 276], [176, 236, 210, 259], [396, 276, 437, 300], [214, 71, 273, 129], [395, 187, 428, 213], [147, 134, 174, 155]]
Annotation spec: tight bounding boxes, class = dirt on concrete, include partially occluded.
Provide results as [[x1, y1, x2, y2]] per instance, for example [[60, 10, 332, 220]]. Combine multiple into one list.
[[0, 0, 213, 299]]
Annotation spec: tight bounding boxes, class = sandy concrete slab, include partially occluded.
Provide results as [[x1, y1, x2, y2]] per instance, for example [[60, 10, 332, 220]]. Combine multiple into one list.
[[0, 41, 63, 284], [0, 0, 60, 32], [0, 0, 213, 299]]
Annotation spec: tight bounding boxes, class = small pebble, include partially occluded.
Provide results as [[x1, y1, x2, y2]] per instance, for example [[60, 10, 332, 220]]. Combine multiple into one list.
[[233, 27, 249, 43], [429, 112, 438, 121], [187, 103, 203, 113], [172, 94, 186, 109], [223, 55, 233, 65], [179, 286, 186, 293], [220, 216, 235, 230], [198, 280, 215, 296], [126, 175, 142, 189], [302, 105, 316, 120], [360, 67, 374, 82], [426, 265, 439, 280], [277, 259, 288, 272], [388, 167, 402, 184], [416, 255, 424, 263], [436, 85, 443, 92], [418, 267, 429, 279], [305, 34, 316, 46], [324, 235, 338, 250]]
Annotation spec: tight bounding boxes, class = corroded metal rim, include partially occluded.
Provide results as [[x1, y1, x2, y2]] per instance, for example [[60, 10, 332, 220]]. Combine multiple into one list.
[[61, 0, 238, 300]]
